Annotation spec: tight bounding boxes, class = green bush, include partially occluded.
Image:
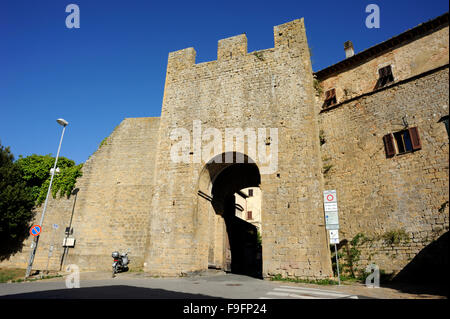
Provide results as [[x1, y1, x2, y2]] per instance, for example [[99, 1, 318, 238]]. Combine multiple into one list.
[[382, 229, 409, 245], [16, 154, 83, 205], [270, 274, 338, 285]]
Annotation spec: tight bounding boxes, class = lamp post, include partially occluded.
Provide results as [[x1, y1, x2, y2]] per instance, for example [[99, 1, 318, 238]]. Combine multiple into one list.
[[25, 118, 69, 278]]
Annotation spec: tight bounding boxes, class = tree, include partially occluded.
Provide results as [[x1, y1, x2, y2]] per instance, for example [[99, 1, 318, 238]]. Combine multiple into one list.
[[0, 144, 83, 261], [16, 154, 83, 205], [0, 142, 35, 261]]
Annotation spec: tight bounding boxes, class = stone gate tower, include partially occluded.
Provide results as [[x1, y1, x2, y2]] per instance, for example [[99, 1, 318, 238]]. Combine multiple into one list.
[[143, 18, 332, 278]]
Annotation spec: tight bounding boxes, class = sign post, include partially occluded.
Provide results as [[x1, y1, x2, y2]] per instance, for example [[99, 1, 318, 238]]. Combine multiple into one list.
[[45, 224, 59, 274], [323, 190, 341, 285], [334, 242, 341, 286]]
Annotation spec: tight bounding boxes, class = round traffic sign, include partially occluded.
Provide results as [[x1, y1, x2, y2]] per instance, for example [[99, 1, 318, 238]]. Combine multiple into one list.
[[30, 225, 42, 236], [326, 194, 334, 201]]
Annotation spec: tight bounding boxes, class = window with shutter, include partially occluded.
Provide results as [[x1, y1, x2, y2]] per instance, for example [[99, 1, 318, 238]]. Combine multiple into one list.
[[408, 127, 422, 151], [384, 126, 422, 158], [247, 211, 253, 220], [383, 133, 396, 157], [323, 88, 337, 108], [375, 65, 394, 89]]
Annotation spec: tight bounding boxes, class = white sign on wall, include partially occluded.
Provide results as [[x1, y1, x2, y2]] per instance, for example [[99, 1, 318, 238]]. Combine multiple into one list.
[[329, 230, 339, 244], [323, 190, 339, 230]]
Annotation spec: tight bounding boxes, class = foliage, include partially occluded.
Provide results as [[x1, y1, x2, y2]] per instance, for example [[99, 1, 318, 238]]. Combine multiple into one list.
[[16, 154, 83, 205], [256, 230, 262, 246], [0, 143, 36, 261], [319, 130, 326, 146], [0, 268, 25, 283], [253, 52, 265, 61], [0, 267, 63, 283], [331, 230, 409, 282], [357, 267, 393, 283], [37, 164, 83, 204], [381, 229, 410, 246], [270, 274, 338, 285], [331, 233, 368, 278], [313, 75, 323, 97], [330, 244, 346, 276], [322, 164, 333, 176], [99, 137, 109, 149], [350, 232, 371, 247]]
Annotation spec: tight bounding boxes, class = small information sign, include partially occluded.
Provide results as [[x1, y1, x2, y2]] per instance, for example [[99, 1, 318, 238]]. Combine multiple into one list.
[[323, 190, 339, 230]]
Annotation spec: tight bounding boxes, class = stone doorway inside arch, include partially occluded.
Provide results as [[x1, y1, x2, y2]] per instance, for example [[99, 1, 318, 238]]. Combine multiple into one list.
[[197, 152, 263, 279]]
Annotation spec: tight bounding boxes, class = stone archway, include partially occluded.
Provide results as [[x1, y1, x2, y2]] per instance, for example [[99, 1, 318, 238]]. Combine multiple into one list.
[[196, 152, 262, 278]]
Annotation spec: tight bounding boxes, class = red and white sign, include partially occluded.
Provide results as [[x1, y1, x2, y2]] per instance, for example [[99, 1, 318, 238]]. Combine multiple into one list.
[[323, 190, 339, 230], [30, 225, 42, 236], [324, 190, 337, 203]]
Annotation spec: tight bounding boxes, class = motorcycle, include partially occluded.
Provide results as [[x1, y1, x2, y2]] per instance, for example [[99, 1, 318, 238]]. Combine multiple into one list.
[[112, 249, 130, 277]]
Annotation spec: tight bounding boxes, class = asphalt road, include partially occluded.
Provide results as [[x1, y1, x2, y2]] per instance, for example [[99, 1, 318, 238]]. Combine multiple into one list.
[[0, 272, 362, 299]]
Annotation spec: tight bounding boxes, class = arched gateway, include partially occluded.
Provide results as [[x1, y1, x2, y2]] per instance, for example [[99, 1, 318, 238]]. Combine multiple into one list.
[[197, 152, 262, 278]]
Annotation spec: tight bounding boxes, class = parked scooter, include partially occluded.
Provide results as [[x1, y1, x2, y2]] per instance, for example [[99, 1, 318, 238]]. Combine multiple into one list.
[[112, 249, 130, 277]]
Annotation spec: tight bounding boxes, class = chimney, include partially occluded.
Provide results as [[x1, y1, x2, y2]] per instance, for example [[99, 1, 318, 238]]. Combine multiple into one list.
[[344, 41, 354, 58]]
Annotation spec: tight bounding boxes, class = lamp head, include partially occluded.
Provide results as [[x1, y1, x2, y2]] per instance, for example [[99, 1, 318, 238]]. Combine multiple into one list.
[[57, 118, 69, 126]]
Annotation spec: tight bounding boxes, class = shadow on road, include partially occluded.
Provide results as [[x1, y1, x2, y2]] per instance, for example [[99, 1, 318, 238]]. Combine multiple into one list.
[[0, 285, 222, 299]]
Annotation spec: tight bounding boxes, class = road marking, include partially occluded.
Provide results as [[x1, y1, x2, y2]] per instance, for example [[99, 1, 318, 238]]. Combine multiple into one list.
[[262, 285, 359, 299], [267, 291, 322, 299], [275, 287, 353, 298]]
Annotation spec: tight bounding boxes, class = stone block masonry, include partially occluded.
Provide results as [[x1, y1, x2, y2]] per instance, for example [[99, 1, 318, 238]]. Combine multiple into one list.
[[318, 66, 449, 277], [144, 18, 332, 278], [2, 118, 161, 272], [1, 13, 448, 282]]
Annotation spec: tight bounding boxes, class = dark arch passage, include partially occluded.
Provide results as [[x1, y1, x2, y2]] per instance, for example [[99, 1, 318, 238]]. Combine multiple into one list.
[[204, 153, 262, 278]]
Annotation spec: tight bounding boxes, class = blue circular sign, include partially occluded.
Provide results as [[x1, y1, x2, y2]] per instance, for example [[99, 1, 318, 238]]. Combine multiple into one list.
[[30, 225, 42, 236]]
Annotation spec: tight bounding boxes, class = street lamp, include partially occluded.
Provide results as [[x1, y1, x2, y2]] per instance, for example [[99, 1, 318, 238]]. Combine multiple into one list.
[[25, 118, 69, 278]]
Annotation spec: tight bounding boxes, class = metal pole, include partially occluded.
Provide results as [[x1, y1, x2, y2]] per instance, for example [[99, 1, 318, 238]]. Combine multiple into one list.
[[25, 124, 67, 278], [334, 243, 341, 286], [45, 226, 57, 274], [60, 188, 78, 271]]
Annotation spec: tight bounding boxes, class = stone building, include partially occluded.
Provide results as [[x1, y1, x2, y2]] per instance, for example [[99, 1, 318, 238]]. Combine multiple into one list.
[[235, 187, 262, 232], [2, 13, 448, 281]]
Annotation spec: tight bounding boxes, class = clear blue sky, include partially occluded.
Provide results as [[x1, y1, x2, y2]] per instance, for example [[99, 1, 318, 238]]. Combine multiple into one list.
[[1, 0, 448, 165]]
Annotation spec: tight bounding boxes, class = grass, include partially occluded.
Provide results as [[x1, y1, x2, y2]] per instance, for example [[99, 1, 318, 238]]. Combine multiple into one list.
[[0, 268, 25, 283], [270, 271, 390, 286], [381, 229, 410, 245], [0, 268, 62, 283], [270, 274, 339, 285]]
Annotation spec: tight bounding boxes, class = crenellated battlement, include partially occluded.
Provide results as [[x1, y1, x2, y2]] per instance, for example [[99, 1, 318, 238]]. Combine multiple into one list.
[[218, 34, 247, 61], [167, 47, 196, 72], [166, 18, 307, 71], [273, 18, 305, 48]]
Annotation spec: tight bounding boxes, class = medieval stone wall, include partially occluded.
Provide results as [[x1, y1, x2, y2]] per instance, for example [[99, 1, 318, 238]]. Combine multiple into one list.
[[318, 66, 449, 276], [2, 117, 160, 271]]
